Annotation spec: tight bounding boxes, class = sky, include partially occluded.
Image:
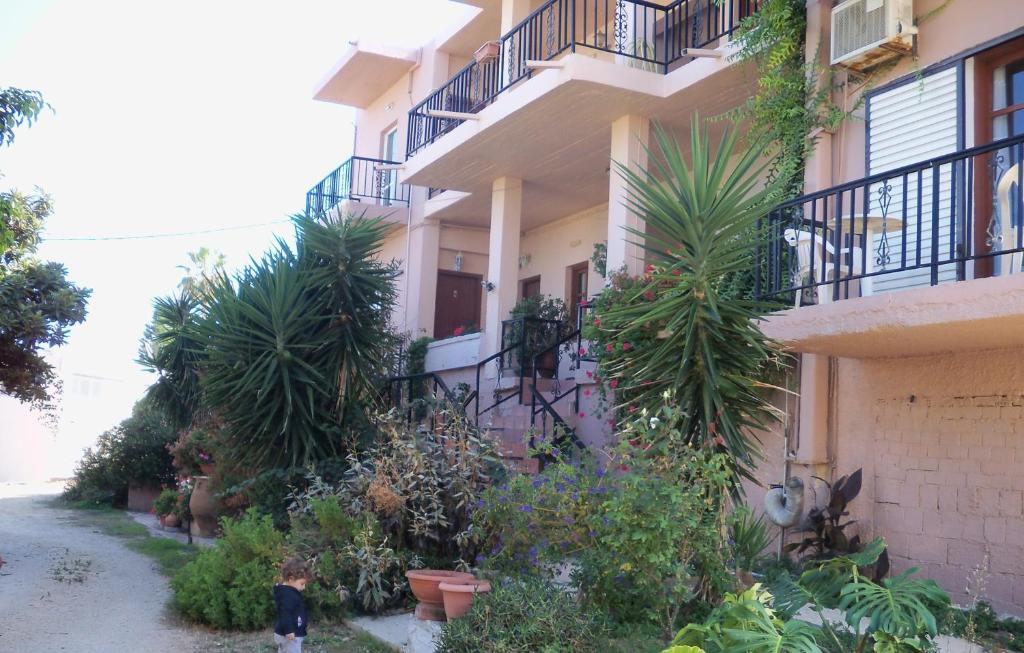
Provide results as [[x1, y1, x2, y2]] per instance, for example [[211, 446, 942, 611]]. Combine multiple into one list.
[[0, 0, 475, 479]]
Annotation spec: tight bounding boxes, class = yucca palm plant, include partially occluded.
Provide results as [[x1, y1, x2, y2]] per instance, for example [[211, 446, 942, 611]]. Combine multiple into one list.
[[599, 118, 784, 483], [197, 214, 399, 470], [137, 289, 204, 430]]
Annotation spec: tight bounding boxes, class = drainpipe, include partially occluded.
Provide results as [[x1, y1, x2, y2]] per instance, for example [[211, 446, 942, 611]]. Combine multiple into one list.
[[402, 48, 423, 336]]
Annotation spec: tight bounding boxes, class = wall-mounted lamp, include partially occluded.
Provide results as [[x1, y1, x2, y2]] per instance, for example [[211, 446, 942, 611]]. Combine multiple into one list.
[[454, 251, 464, 272], [518, 254, 532, 269], [482, 280, 495, 292]]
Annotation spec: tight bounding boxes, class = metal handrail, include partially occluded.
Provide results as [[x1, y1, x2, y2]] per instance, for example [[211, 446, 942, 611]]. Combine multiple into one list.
[[305, 155, 410, 216], [406, 0, 758, 157], [756, 132, 1024, 303]]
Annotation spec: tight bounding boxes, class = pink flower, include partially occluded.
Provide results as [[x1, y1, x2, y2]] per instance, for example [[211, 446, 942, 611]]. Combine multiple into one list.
[[593, 318, 601, 327], [579, 346, 587, 356], [610, 379, 619, 389], [453, 326, 464, 336], [586, 370, 594, 378], [628, 405, 637, 413], [645, 264, 655, 273], [605, 343, 614, 353], [622, 342, 632, 351], [584, 389, 591, 396], [578, 412, 586, 418], [643, 290, 656, 301]]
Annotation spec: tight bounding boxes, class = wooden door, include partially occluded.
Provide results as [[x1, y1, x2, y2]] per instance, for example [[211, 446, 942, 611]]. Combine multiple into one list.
[[974, 37, 1024, 278], [568, 262, 589, 328], [520, 276, 541, 299], [434, 271, 482, 338]]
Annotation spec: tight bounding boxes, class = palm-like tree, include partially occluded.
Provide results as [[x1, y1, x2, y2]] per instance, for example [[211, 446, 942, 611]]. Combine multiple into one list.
[[600, 119, 784, 484], [137, 289, 204, 431]]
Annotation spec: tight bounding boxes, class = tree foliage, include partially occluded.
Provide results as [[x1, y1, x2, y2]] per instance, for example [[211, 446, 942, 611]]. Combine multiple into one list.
[[196, 213, 399, 469], [137, 289, 204, 430], [0, 87, 90, 408], [591, 120, 783, 485]]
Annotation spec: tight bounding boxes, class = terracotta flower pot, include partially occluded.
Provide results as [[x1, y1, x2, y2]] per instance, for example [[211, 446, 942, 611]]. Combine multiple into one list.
[[189, 476, 218, 538], [474, 40, 500, 64], [406, 570, 475, 621], [199, 462, 215, 475], [163, 513, 181, 529], [439, 580, 491, 620]]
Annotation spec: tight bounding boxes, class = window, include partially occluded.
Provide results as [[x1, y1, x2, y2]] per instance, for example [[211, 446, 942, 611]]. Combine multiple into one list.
[[380, 126, 399, 205], [521, 276, 541, 300], [567, 262, 588, 327]]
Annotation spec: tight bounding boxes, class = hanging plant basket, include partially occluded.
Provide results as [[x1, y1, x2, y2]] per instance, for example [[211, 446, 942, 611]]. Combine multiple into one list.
[[474, 40, 501, 64]]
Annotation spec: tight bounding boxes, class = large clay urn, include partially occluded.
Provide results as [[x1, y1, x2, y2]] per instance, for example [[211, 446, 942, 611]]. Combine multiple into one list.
[[439, 579, 491, 620], [406, 570, 474, 621], [189, 476, 218, 538]]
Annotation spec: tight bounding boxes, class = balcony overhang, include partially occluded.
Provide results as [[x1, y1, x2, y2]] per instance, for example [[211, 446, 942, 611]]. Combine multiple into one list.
[[760, 275, 1024, 359], [437, 2, 499, 57], [399, 46, 753, 230], [314, 42, 419, 108], [331, 200, 409, 228]]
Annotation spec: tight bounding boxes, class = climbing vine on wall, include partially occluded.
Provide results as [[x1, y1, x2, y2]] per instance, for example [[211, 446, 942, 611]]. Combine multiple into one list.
[[730, 0, 847, 198]]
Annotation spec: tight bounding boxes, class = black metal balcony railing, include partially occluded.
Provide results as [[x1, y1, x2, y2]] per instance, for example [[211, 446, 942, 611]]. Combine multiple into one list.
[[756, 134, 1024, 305], [305, 156, 410, 216], [407, 0, 758, 157]]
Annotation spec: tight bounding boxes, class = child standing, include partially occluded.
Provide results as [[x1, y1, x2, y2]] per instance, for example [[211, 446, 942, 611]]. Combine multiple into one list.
[[273, 557, 310, 653]]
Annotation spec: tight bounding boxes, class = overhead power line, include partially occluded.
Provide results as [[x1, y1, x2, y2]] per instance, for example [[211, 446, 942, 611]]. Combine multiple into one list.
[[42, 219, 293, 242]]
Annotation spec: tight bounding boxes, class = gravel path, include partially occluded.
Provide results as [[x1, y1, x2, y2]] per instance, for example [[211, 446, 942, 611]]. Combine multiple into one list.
[[0, 483, 198, 652]]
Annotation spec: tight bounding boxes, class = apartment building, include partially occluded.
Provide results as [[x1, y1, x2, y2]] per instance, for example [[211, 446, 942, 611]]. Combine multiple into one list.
[[309, 0, 1024, 615]]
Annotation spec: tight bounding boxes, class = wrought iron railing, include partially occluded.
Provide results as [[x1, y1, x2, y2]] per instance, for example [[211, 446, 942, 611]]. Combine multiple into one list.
[[305, 156, 410, 216], [407, 0, 758, 157], [756, 134, 1024, 305]]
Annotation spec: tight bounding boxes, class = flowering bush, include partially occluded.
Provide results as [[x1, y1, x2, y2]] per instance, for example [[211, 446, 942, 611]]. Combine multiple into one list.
[[475, 403, 734, 639], [153, 488, 179, 517], [169, 423, 219, 475]]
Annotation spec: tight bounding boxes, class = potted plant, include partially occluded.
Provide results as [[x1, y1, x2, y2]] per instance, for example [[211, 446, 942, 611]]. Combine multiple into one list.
[[503, 295, 568, 379], [406, 569, 475, 621], [153, 488, 180, 529], [168, 425, 218, 476], [439, 578, 491, 620], [474, 40, 501, 64]]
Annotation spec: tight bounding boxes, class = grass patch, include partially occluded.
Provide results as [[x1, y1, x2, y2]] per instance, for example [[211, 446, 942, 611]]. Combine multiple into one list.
[[191, 622, 399, 653], [59, 500, 197, 577]]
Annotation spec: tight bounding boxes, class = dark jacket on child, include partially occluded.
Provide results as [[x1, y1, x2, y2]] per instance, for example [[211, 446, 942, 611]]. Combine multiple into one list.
[[273, 584, 308, 637]]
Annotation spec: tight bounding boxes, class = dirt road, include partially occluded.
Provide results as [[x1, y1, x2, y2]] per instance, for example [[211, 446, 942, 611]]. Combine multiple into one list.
[[0, 483, 198, 653]]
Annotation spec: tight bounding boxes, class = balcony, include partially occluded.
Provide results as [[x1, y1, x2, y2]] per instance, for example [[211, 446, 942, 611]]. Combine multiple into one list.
[[407, 0, 758, 158], [305, 156, 410, 222], [757, 134, 1024, 358]]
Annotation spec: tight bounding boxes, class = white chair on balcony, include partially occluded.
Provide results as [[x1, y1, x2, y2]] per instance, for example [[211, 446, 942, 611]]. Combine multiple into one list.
[[996, 163, 1023, 275], [784, 228, 864, 307]]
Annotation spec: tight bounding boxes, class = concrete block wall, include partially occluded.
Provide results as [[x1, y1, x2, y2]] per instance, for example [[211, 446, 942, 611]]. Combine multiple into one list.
[[835, 347, 1024, 615]]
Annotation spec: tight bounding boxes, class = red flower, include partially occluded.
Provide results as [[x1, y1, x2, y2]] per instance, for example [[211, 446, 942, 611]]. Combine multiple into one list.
[[584, 389, 591, 396], [579, 346, 587, 356], [453, 326, 464, 336], [580, 299, 590, 307], [619, 464, 631, 472], [672, 268, 681, 276], [610, 379, 619, 389], [622, 342, 632, 351], [605, 343, 614, 353], [628, 405, 637, 413], [586, 370, 594, 378], [643, 290, 656, 301], [645, 264, 655, 273], [593, 318, 601, 327]]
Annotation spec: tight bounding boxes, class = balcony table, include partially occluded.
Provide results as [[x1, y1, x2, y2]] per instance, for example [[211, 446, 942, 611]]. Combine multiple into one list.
[[825, 214, 905, 296]]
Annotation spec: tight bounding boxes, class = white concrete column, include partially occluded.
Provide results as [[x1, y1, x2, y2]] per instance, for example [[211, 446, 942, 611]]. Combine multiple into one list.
[[606, 114, 650, 276], [482, 177, 523, 357], [405, 219, 441, 337], [500, 0, 531, 32]]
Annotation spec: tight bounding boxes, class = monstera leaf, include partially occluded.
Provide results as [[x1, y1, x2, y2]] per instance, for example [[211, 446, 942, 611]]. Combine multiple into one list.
[[839, 568, 950, 639]]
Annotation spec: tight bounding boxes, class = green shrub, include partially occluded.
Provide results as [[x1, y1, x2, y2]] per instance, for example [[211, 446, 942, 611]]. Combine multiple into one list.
[[63, 400, 177, 506], [171, 510, 285, 630], [153, 488, 178, 516], [435, 577, 608, 653]]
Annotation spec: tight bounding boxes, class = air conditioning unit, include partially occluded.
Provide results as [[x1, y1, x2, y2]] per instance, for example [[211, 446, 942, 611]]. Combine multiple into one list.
[[831, 0, 917, 72]]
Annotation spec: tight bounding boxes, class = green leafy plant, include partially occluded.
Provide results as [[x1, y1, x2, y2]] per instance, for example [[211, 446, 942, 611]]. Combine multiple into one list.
[[63, 400, 178, 506], [171, 510, 285, 630], [787, 470, 870, 560], [503, 294, 569, 376], [435, 576, 609, 653], [137, 289, 204, 431], [197, 214, 399, 470], [590, 119, 784, 484], [153, 488, 179, 517], [730, 507, 776, 579]]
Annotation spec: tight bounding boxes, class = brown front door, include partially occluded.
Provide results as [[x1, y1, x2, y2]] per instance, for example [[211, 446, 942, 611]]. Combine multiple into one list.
[[974, 37, 1024, 278], [521, 276, 541, 300], [568, 262, 589, 328], [434, 271, 482, 338]]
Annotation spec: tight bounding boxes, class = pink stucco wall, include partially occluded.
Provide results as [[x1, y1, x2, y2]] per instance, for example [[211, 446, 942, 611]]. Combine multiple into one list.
[[832, 347, 1024, 615]]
